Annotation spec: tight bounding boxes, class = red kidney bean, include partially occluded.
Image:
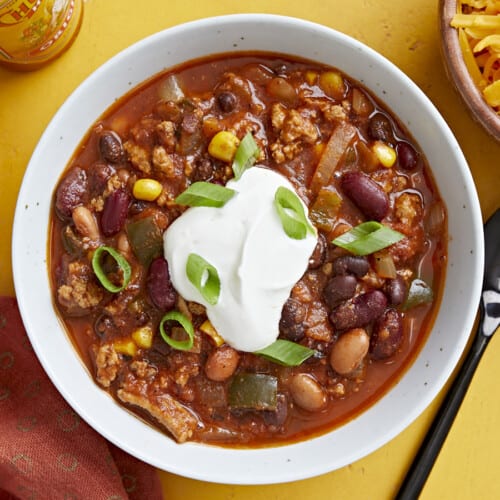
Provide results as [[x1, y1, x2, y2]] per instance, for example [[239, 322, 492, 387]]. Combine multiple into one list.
[[279, 298, 306, 341], [323, 275, 357, 310], [55, 167, 88, 218], [367, 113, 394, 143], [101, 189, 130, 236], [99, 131, 124, 163], [332, 255, 369, 277], [396, 141, 419, 171], [385, 276, 408, 305], [216, 91, 237, 113], [341, 171, 389, 221], [147, 257, 176, 311], [308, 233, 327, 269], [370, 309, 403, 359], [330, 290, 387, 330]]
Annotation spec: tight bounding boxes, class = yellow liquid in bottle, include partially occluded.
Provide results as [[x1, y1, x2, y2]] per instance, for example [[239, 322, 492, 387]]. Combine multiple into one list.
[[0, 0, 83, 70]]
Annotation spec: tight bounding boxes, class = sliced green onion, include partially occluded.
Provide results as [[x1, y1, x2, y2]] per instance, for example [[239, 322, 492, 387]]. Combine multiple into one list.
[[186, 253, 220, 305], [232, 132, 260, 180], [274, 186, 315, 240], [175, 181, 235, 208], [332, 221, 405, 256], [403, 278, 434, 310], [91, 246, 131, 293], [159, 311, 194, 351], [255, 339, 315, 366]]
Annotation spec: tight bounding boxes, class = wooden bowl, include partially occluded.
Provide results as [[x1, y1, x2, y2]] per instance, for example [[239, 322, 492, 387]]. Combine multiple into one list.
[[439, 0, 500, 140]]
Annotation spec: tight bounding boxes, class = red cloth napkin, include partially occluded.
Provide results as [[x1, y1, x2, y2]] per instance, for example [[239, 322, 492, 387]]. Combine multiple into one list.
[[0, 297, 163, 500]]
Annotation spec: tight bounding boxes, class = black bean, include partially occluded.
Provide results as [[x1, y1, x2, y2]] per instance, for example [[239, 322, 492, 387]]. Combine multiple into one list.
[[367, 113, 393, 143], [370, 309, 403, 359], [94, 314, 117, 339], [216, 92, 237, 113], [332, 255, 369, 277], [101, 188, 130, 236], [55, 167, 88, 218], [308, 233, 327, 269], [330, 290, 387, 330], [88, 161, 115, 197], [396, 141, 419, 171], [99, 131, 124, 163], [323, 275, 357, 310], [385, 276, 408, 305], [279, 298, 306, 342], [147, 257, 176, 311], [262, 394, 288, 427], [341, 171, 389, 221]]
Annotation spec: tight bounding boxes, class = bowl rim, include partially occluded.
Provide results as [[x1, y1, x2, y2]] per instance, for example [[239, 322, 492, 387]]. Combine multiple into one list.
[[439, 0, 500, 140], [12, 13, 484, 484]]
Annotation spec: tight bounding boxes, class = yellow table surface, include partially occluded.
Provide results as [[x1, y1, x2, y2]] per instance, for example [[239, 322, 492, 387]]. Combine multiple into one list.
[[1, 0, 499, 498]]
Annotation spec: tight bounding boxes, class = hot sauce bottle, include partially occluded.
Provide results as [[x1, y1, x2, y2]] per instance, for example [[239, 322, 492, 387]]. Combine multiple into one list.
[[0, 0, 83, 70]]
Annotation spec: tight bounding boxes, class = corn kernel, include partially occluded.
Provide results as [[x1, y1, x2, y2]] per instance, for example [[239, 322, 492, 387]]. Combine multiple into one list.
[[132, 326, 153, 349], [305, 70, 318, 86], [319, 71, 345, 100], [113, 338, 137, 357], [208, 131, 240, 163], [200, 320, 224, 347], [133, 178, 163, 201], [372, 141, 397, 168]]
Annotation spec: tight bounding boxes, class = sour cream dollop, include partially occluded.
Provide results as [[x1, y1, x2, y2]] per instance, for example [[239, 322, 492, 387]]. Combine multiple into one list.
[[163, 166, 317, 352]]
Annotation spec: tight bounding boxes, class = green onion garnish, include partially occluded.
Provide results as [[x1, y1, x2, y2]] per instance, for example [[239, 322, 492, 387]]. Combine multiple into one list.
[[255, 339, 315, 366], [186, 253, 220, 305], [332, 221, 405, 256], [159, 311, 194, 351], [274, 186, 315, 240], [175, 181, 235, 208], [232, 132, 260, 180], [91, 246, 131, 293]]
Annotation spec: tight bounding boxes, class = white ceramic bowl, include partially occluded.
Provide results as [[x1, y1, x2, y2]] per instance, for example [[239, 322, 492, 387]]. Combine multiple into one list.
[[12, 14, 483, 484]]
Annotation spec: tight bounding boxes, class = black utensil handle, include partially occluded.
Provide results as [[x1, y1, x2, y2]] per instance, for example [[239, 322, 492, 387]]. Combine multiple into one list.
[[397, 330, 489, 500]]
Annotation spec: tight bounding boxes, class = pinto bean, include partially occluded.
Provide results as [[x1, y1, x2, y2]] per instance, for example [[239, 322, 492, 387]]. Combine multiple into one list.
[[289, 373, 327, 412], [323, 275, 357, 310], [267, 77, 297, 105], [370, 309, 403, 359], [204, 345, 240, 382], [101, 188, 130, 236], [72, 206, 99, 240], [99, 131, 124, 163], [385, 276, 408, 305], [396, 141, 419, 171], [330, 290, 388, 330], [146, 257, 176, 311], [330, 328, 370, 375], [332, 255, 369, 277], [341, 171, 389, 221], [55, 167, 88, 218]]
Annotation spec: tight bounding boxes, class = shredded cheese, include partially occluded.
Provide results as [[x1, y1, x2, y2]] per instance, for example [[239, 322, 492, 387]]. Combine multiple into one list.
[[451, 1, 500, 113]]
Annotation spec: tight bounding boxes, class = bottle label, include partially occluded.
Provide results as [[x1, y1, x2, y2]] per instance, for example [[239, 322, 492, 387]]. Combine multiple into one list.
[[0, 1, 41, 27]]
